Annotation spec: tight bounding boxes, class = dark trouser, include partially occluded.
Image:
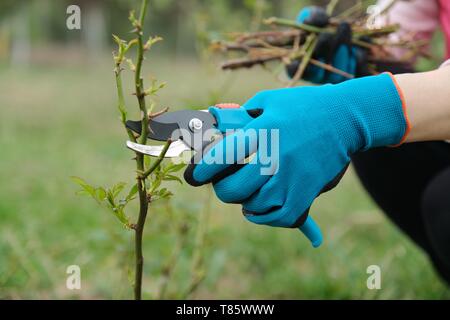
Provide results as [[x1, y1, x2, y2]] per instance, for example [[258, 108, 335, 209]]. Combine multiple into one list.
[[351, 142, 450, 284]]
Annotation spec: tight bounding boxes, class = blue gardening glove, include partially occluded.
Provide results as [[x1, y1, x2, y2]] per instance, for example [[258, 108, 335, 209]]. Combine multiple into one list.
[[184, 73, 409, 245], [286, 6, 370, 84]]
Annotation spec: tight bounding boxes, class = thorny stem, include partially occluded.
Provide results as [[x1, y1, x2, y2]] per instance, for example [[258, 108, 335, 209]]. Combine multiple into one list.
[[131, 0, 172, 299], [133, 0, 150, 301], [134, 138, 171, 300]]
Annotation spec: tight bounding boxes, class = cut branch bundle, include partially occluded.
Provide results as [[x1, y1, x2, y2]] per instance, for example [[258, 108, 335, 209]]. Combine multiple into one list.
[[212, 8, 428, 86]]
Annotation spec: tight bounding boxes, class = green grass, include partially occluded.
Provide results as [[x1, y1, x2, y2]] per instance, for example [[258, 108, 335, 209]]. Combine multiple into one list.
[[0, 55, 449, 299]]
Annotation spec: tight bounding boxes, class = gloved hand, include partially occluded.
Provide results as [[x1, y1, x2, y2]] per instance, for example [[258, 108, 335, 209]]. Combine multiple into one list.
[[184, 73, 409, 241], [286, 6, 371, 84]]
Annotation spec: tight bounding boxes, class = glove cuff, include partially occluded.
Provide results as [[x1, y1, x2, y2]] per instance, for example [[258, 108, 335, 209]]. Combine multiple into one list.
[[386, 72, 411, 146], [326, 72, 410, 153]]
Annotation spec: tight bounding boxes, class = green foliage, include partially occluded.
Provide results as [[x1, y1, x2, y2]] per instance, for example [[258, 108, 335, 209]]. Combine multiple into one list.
[[144, 78, 166, 96], [144, 36, 163, 51], [128, 10, 139, 29], [146, 162, 186, 201], [71, 177, 133, 229], [112, 35, 138, 66], [70, 161, 185, 228]]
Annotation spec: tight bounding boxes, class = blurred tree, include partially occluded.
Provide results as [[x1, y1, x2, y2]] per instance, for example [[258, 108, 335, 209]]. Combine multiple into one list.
[[0, 0, 371, 65], [77, 0, 107, 59], [0, 0, 27, 19]]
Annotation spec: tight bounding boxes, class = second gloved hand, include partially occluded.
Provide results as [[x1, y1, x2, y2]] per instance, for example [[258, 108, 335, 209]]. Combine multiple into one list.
[[185, 73, 409, 230], [286, 6, 371, 84]]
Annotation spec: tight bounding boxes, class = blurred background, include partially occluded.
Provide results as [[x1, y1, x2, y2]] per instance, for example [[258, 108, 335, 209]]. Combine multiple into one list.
[[0, 0, 449, 299]]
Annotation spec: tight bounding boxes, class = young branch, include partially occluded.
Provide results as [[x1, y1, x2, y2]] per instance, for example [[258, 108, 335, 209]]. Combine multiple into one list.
[[289, 34, 318, 86], [133, 0, 150, 301], [140, 140, 172, 180], [264, 17, 333, 34], [221, 55, 284, 70]]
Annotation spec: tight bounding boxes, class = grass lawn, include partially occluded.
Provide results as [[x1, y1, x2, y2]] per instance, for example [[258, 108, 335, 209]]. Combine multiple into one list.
[[0, 55, 449, 299]]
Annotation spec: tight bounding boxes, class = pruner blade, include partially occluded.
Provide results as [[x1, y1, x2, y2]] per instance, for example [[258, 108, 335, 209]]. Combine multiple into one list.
[[126, 140, 190, 158]]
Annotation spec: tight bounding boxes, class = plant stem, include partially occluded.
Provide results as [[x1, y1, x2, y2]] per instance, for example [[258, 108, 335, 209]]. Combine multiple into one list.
[[309, 58, 354, 79], [264, 17, 399, 39], [326, 0, 340, 16], [353, 24, 398, 37], [221, 55, 284, 70], [352, 38, 376, 50], [134, 178, 148, 300], [335, 0, 363, 19], [134, 138, 171, 300], [133, 0, 149, 301], [141, 140, 172, 179], [289, 34, 318, 86], [264, 17, 333, 34]]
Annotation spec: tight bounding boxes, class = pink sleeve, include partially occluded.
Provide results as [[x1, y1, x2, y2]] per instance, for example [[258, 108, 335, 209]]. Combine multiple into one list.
[[440, 59, 450, 68], [374, 0, 440, 61]]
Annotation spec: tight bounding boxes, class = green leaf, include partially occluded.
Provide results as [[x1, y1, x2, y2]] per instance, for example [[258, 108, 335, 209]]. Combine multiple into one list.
[[106, 193, 114, 207], [128, 10, 138, 26], [112, 34, 125, 46], [70, 176, 87, 187], [71, 176, 132, 229], [157, 188, 173, 199], [144, 36, 163, 50], [126, 58, 136, 72], [164, 163, 186, 173], [96, 187, 107, 202], [75, 190, 89, 196], [126, 184, 138, 202], [71, 176, 96, 198], [150, 178, 162, 193], [163, 174, 183, 184], [111, 182, 127, 198], [109, 206, 130, 227]]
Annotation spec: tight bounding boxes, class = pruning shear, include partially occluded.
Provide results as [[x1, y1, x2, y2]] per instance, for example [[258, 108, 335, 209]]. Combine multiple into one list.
[[125, 103, 323, 248]]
